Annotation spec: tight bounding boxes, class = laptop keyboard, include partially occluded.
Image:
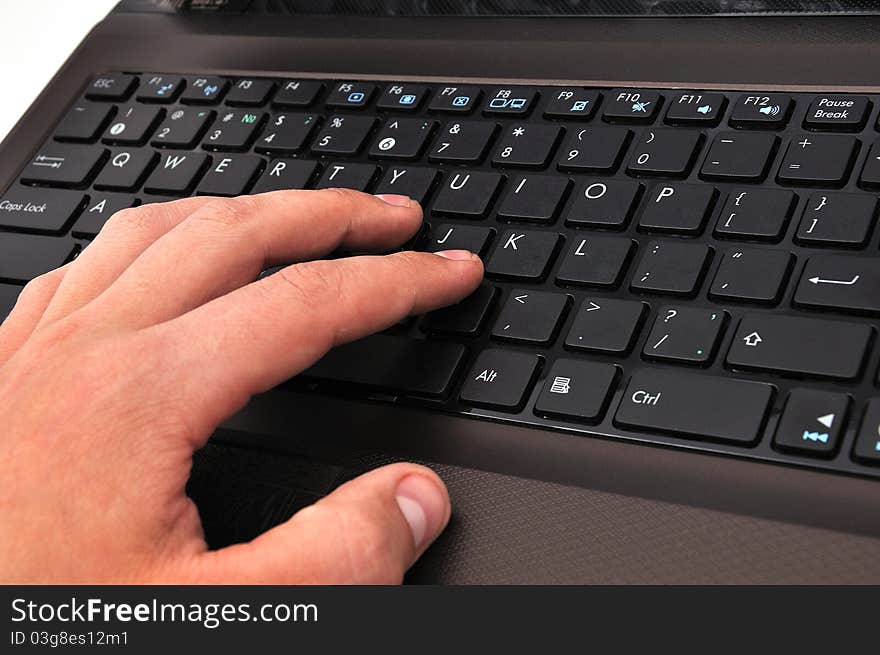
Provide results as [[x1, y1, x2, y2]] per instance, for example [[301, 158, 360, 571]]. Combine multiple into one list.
[[3, 72, 880, 478]]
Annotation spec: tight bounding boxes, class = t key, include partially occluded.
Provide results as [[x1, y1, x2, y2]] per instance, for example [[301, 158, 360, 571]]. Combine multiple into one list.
[[485, 229, 560, 280], [643, 306, 726, 365]]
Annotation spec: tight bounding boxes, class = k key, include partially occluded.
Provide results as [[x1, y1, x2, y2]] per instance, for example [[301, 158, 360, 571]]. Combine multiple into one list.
[[485, 229, 560, 280]]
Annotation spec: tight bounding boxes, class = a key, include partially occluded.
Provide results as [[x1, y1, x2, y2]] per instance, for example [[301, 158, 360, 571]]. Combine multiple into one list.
[[853, 399, 880, 465], [615, 369, 774, 445], [534, 359, 619, 423], [491, 290, 570, 345], [803, 95, 870, 131], [20, 144, 106, 188], [491, 123, 561, 168], [699, 132, 778, 182], [664, 92, 726, 126], [137, 74, 184, 103], [429, 121, 497, 164], [151, 107, 213, 148], [311, 115, 375, 156], [497, 175, 570, 223], [272, 80, 323, 108], [483, 87, 538, 116], [555, 235, 635, 288], [425, 224, 493, 256], [368, 118, 436, 160], [254, 113, 319, 155], [102, 105, 163, 146], [727, 314, 871, 380], [602, 89, 661, 123], [376, 84, 429, 111], [251, 159, 319, 193], [180, 76, 229, 105], [793, 254, 880, 315], [774, 389, 850, 457], [202, 110, 266, 151], [314, 163, 378, 191], [422, 284, 497, 336], [630, 240, 711, 296], [0, 188, 85, 234], [459, 349, 541, 410], [485, 229, 560, 280], [564, 179, 642, 229], [431, 171, 503, 219], [196, 155, 264, 196], [709, 248, 793, 304], [643, 306, 726, 365], [626, 128, 703, 177], [729, 93, 793, 128], [564, 298, 646, 354], [714, 188, 796, 241], [0, 233, 76, 283], [55, 102, 114, 142], [777, 134, 858, 187], [556, 126, 630, 174], [543, 89, 600, 120], [85, 73, 136, 101], [0, 284, 21, 321], [638, 183, 717, 235], [795, 192, 877, 247], [93, 149, 158, 191], [143, 152, 211, 195], [859, 138, 880, 189], [225, 78, 275, 106], [428, 85, 481, 113], [374, 167, 439, 205], [325, 82, 376, 109], [72, 194, 137, 239]]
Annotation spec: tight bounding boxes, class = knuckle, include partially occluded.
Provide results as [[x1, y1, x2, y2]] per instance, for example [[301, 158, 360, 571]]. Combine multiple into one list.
[[188, 197, 255, 230], [103, 205, 155, 234], [19, 270, 59, 301], [272, 262, 342, 307]]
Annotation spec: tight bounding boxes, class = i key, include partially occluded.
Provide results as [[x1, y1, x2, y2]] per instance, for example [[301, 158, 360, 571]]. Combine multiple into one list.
[[643, 306, 727, 365], [485, 229, 560, 280], [497, 174, 570, 223], [795, 192, 878, 247], [492, 123, 562, 168], [491, 290, 570, 345]]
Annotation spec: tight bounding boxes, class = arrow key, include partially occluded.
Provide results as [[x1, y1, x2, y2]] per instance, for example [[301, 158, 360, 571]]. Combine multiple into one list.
[[794, 255, 880, 315], [491, 290, 570, 345], [773, 389, 849, 457]]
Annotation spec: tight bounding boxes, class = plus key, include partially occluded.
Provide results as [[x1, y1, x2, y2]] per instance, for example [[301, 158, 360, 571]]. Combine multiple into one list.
[[777, 134, 858, 187]]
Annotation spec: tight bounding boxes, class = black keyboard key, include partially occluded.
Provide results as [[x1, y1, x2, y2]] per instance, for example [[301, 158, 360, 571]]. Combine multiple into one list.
[[0, 187, 84, 234], [143, 152, 210, 195], [777, 134, 858, 187], [432, 171, 503, 219], [638, 183, 717, 235], [429, 120, 497, 164], [534, 359, 619, 423], [137, 74, 183, 103], [254, 113, 319, 155], [20, 144, 106, 188], [803, 95, 870, 131], [491, 290, 569, 345], [664, 92, 726, 126], [630, 240, 711, 296], [203, 110, 266, 151], [325, 82, 376, 109], [225, 78, 275, 106], [374, 167, 439, 205], [311, 115, 375, 156], [564, 298, 646, 354], [180, 76, 229, 105], [429, 85, 481, 113], [626, 128, 703, 177], [314, 163, 378, 191], [422, 284, 497, 336], [853, 399, 880, 465], [55, 102, 114, 142], [774, 389, 849, 457], [368, 118, 436, 160], [485, 229, 560, 280], [714, 188, 796, 242], [459, 349, 541, 410], [727, 314, 871, 380], [643, 306, 726, 365], [376, 84, 429, 111], [603, 89, 661, 123], [0, 284, 21, 321], [555, 235, 634, 288], [151, 107, 213, 148], [795, 192, 877, 247], [102, 105, 163, 146], [197, 155, 264, 197], [543, 89, 600, 120], [85, 73, 136, 101], [72, 194, 137, 239], [794, 254, 880, 315], [497, 174, 570, 223], [615, 369, 774, 445], [700, 132, 778, 182], [483, 87, 538, 116], [272, 80, 323, 108], [729, 93, 793, 128], [564, 179, 642, 229], [859, 138, 880, 189], [0, 233, 76, 283], [557, 126, 630, 174], [491, 123, 561, 168], [93, 149, 158, 192], [251, 159, 319, 193], [709, 248, 793, 304], [425, 224, 492, 256], [305, 334, 465, 398]]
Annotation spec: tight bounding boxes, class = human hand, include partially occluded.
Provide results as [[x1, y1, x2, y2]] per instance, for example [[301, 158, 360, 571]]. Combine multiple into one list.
[[0, 189, 483, 583]]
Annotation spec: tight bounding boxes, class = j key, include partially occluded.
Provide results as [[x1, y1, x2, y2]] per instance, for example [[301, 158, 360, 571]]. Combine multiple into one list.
[[638, 183, 717, 235], [0, 233, 76, 283], [615, 369, 774, 445], [422, 284, 497, 336], [700, 132, 778, 182], [0, 284, 21, 321], [859, 138, 880, 189], [180, 76, 229, 104], [272, 80, 323, 108], [225, 78, 275, 106], [729, 93, 793, 128], [795, 192, 877, 247], [603, 89, 661, 123], [305, 334, 465, 398], [314, 163, 378, 192], [491, 290, 570, 345], [497, 175, 570, 223], [103, 105, 163, 146], [543, 89, 600, 120], [709, 248, 793, 304], [369, 118, 436, 160], [727, 314, 871, 380], [630, 240, 711, 296], [534, 359, 619, 423], [20, 144, 106, 188], [429, 85, 481, 113], [853, 399, 880, 465], [72, 194, 137, 239], [564, 179, 642, 229], [85, 73, 136, 101], [492, 124, 562, 168], [202, 110, 266, 151], [483, 87, 538, 116], [485, 230, 560, 280], [151, 107, 213, 148], [665, 92, 726, 126], [143, 152, 210, 195], [803, 95, 870, 131], [643, 306, 726, 365], [251, 159, 319, 193], [459, 349, 541, 410], [557, 126, 631, 173], [626, 128, 702, 177], [555, 235, 635, 288], [377, 84, 429, 111], [254, 113, 319, 154], [425, 224, 493, 256], [794, 254, 880, 315], [774, 389, 850, 457], [0, 188, 85, 234], [777, 134, 858, 187], [564, 298, 646, 354], [429, 121, 497, 164], [431, 171, 503, 219], [55, 102, 114, 142], [93, 149, 158, 191], [325, 82, 376, 109], [311, 115, 375, 156], [137, 74, 183, 103], [373, 167, 439, 205], [197, 155, 264, 196], [714, 188, 796, 241]]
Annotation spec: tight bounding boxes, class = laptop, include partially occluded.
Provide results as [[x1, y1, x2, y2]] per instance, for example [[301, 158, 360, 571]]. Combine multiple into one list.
[[2, 0, 880, 583]]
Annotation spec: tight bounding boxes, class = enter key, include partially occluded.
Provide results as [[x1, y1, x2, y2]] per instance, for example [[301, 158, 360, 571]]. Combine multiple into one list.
[[794, 254, 880, 315]]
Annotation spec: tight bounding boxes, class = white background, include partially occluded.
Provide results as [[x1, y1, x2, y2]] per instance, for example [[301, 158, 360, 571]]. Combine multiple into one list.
[[0, 0, 118, 143]]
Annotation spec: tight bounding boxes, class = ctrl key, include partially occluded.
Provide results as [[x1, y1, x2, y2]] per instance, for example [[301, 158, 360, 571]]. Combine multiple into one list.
[[460, 349, 541, 411], [853, 399, 880, 465]]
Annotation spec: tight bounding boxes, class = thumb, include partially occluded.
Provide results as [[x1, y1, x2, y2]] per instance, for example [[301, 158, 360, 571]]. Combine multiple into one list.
[[192, 463, 451, 584]]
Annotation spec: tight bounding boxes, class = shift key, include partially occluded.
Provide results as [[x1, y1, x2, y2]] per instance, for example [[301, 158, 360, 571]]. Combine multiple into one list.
[[0, 188, 85, 234]]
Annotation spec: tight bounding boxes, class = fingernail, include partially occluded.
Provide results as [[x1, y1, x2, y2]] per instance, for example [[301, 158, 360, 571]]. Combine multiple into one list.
[[395, 475, 448, 551], [374, 194, 412, 207], [434, 249, 477, 261]]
